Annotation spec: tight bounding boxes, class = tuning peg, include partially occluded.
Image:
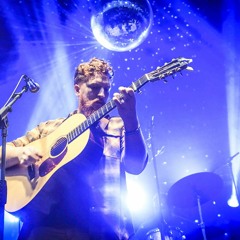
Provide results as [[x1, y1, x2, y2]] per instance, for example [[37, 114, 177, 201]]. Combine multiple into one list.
[[163, 79, 168, 83]]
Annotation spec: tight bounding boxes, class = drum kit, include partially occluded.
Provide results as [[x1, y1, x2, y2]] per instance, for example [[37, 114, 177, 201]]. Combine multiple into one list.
[[143, 121, 239, 239], [141, 172, 224, 240], [167, 172, 223, 240]]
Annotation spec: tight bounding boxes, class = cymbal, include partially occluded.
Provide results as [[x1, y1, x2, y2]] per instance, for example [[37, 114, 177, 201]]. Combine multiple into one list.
[[167, 172, 223, 208]]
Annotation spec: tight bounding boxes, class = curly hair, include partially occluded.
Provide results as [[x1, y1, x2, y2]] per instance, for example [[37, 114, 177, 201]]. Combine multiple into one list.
[[74, 57, 114, 85]]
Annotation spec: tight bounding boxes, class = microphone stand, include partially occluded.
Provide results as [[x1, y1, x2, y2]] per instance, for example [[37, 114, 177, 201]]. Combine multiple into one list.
[[149, 116, 167, 239], [0, 85, 29, 240]]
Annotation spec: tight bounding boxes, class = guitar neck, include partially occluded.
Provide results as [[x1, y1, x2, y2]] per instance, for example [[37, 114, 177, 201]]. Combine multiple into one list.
[[67, 57, 193, 142]]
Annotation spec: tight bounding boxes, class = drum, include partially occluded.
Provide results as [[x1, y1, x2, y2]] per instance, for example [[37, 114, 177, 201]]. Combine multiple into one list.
[[167, 226, 186, 240], [145, 226, 186, 240], [146, 228, 161, 240]]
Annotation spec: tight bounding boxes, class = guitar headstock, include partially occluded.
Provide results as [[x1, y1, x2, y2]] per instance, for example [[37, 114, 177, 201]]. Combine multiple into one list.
[[146, 57, 193, 82]]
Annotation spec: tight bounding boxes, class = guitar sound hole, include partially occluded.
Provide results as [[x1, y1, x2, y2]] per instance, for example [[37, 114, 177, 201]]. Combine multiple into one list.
[[39, 137, 68, 177], [50, 137, 68, 157]]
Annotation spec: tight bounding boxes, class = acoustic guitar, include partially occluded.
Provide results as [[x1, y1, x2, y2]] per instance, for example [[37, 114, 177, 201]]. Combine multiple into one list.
[[5, 57, 193, 214]]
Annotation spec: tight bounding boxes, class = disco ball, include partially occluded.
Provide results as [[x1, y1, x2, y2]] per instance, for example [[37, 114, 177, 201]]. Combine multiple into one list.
[[91, 0, 153, 52]]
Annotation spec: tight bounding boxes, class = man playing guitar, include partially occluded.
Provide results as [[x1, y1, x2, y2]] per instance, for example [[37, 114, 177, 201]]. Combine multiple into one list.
[[2, 57, 148, 240]]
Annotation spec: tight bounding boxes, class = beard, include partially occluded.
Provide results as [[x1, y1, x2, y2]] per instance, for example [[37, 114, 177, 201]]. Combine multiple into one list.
[[80, 99, 105, 117]]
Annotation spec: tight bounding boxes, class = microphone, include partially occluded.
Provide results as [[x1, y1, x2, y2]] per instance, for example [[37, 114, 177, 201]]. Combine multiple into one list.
[[23, 75, 40, 93]]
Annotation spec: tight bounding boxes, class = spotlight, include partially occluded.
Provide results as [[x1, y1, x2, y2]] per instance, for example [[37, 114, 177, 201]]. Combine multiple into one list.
[[127, 180, 147, 213], [5, 212, 19, 223], [227, 195, 239, 208]]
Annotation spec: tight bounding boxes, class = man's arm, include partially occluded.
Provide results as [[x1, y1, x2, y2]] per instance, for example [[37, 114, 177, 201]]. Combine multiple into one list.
[[0, 145, 22, 168], [113, 87, 148, 175], [122, 125, 148, 175], [0, 145, 42, 169], [1, 119, 64, 169]]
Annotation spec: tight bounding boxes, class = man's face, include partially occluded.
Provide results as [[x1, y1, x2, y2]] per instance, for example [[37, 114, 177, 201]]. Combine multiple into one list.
[[75, 74, 111, 116]]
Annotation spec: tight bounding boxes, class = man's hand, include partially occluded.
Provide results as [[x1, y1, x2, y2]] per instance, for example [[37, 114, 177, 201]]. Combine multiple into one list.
[[113, 87, 138, 131], [18, 146, 43, 166]]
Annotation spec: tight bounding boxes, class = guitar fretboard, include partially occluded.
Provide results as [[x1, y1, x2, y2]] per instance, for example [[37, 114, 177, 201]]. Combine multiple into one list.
[[66, 75, 148, 143], [66, 57, 193, 143]]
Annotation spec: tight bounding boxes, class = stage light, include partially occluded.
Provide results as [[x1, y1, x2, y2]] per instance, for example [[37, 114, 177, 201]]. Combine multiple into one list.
[[25, 37, 77, 130], [225, 5, 240, 207], [227, 194, 239, 208], [126, 179, 147, 213], [5, 212, 19, 223]]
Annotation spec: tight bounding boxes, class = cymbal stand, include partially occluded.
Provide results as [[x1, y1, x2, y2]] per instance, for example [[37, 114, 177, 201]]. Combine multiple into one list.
[[149, 116, 168, 238], [196, 195, 207, 240]]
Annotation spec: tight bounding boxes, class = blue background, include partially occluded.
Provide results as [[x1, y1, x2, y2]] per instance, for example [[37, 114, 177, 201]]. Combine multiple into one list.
[[0, 0, 240, 239]]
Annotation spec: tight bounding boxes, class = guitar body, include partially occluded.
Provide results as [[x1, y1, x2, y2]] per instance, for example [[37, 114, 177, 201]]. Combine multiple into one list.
[[5, 113, 91, 213]]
